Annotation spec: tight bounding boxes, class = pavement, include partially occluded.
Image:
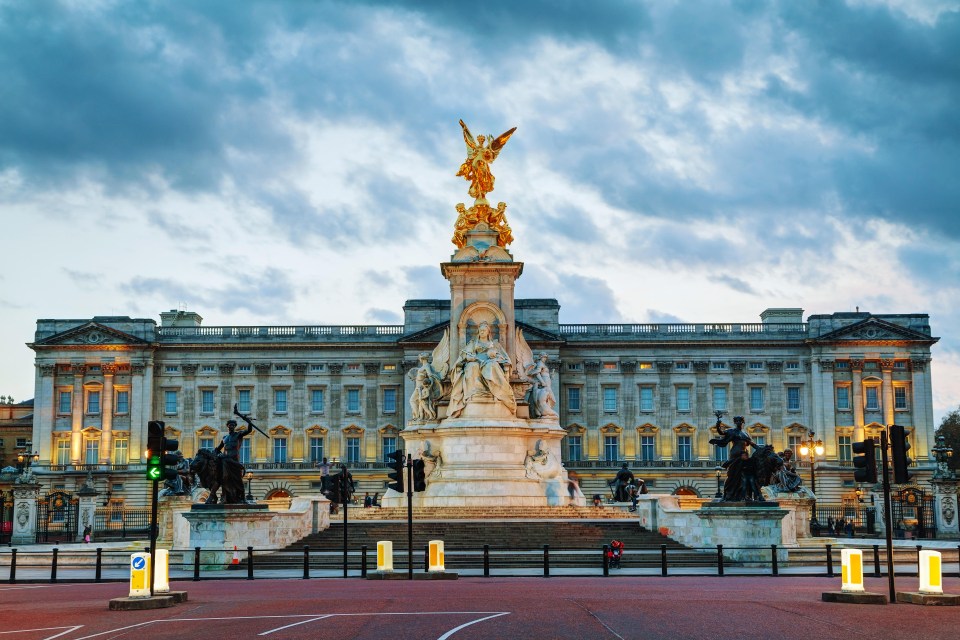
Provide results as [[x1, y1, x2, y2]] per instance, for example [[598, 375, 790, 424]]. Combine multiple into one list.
[[1, 575, 959, 640]]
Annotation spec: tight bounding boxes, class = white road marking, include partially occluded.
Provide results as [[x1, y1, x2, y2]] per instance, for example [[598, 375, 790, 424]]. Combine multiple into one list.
[[0, 627, 83, 640], [258, 615, 335, 636], [436, 612, 511, 640], [0, 584, 84, 592]]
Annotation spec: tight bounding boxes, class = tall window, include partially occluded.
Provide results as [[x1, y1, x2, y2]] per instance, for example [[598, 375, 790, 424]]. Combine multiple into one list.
[[753, 435, 766, 447], [347, 389, 361, 413], [567, 435, 582, 461], [382, 436, 397, 461], [273, 437, 287, 463], [274, 389, 288, 413], [677, 435, 692, 462], [712, 386, 727, 411], [864, 386, 879, 411], [164, 390, 178, 414], [87, 390, 101, 414], [838, 435, 852, 462], [714, 443, 727, 462], [309, 437, 324, 463], [346, 437, 361, 463], [311, 389, 325, 413], [676, 387, 691, 412], [788, 435, 802, 454], [383, 389, 397, 414], [239, 439, 250, 464], [603, 387, 618, 413], [199, 437, 215, 451], [237, 389, 251, 413], [568, 387, 581, 412], [85, 439, 99, 465], [58, 390, 72, 414], [603, 435, 619, 461], [639, 386, 654, 412], [640, 436, 656, 462], [56, 440, 71, 465], [749, 387, 764, 412], [894, 386, 908, 410], [115, 390, 129, 415], [113, 438, 128, 465], [786, 387, 801, 411], [201, 390, 215, 414], [836, 386, 850, 410]]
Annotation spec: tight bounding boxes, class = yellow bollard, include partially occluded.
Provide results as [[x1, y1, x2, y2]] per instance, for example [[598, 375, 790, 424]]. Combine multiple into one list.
[[377, 540, 394, 572], [840, 549, 864, 593], [919, 550, 943, 595], [428, 540, 445, 572], [128, 552, 151, 598], [154, 549, 170, 593]]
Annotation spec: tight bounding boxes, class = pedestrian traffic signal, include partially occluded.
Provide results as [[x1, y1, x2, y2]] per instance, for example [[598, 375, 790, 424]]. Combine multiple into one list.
[[387, 449, 405, 493], [890, 424, 912, 484], [852, 438, 877, 484], [328, 472, 343, 504], [412, 459, 426, 492], [145, 420, 179, 483]]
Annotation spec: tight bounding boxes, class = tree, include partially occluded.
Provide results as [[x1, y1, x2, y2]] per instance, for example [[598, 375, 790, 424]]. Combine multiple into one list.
[[936, 407, 960, 472]]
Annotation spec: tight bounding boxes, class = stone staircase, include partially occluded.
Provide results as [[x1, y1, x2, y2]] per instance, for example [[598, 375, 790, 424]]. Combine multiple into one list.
[[331, 504, 640, 522]]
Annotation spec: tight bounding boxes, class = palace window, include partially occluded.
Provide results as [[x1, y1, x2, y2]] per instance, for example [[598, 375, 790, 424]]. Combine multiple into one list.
[[200, 390, 215, 414], [603, 362, 618, 371], [274, 389, 288, 413], [309, 437, 324, 463], [164, 365, 179, 374], [676, 387, 691, 412], [567, 362, 582, 371], [273, 437, 287, 464], [237, 389, 252, 414], [749, 362, 764, 370], [675, 362, 690, 371], [237, 365, 252, 373], [640, 436, 656, 462], [383, 388, 397, 414], [749, 386, 764, 412], [383, 364, 397, 372], [603, 387, 618, 413], [894, 386, 909, 410], [785, 361, 800, 371], [864, 386, 880, 411], [113, 438, 128, 465], [346, 437, 361, 463], [382, 436, 397, 461], [58, 390, 72, 415], [311, 389, 325, 413], [85, 439, 99, 465], [567, 387, 581, 412], [676, 435, 692, 462], [56, 440, 71, 466], [603, 435, 619, 461], [838, 435, 852, 462], [835, 361, 849, 369], [310, 364, 325, 372], [714, 443, 727, 462], [894, 360, 906, 370], [86, 390, 101, 415], [347, 389, 361, 413], [753, 435, 766, 447], [199, 437, 215, 451], [638, 362, 652, 370], [274, 364, 288, 373], [346, 363, 361, 373], [567, 435, 582, 461], [786, 387, 801, 411], [836, 386, 850, 411], [163, 390, 178, 415], [639, 386, 654, 412], [201, 365, 216, 373], [712, 386, 728, 411], [115, 390, 129, 415], [239, 439, 250, 464], [712, 362, 727, 371]]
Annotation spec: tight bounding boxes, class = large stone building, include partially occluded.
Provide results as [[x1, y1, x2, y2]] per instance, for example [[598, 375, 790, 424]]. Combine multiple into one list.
[[25, 301, 938, 507]]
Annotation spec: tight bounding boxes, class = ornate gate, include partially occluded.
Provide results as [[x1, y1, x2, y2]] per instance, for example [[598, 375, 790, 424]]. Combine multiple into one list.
[[35, 490, 79, 544], [892, 487, 936, 539], [0, 494, 11, 544]]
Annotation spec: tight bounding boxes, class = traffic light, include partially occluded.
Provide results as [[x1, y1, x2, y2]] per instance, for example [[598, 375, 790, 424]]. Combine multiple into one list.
[[145, 421, 179, 483], [412, 459, 426, 492], [387, 449, 405, 493], [340, 469, 354, 503], [852, 438, 877, 484], [327, 472, 343, 504], [890, 424, 912, 484]]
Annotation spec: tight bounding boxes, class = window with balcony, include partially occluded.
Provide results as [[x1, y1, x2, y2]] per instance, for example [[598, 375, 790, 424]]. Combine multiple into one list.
[[273, 437, 287, 463], [113, 438, 128, 465], [838, 435, 852, 462], [85, 439, 99, 465], [239, 439, 250, 464], [714, 443, 727, 462], [382, 436, 397, 461], [309, 437, 324, 463], [346, 437, 361, 463], [56, 440, 70, 466]]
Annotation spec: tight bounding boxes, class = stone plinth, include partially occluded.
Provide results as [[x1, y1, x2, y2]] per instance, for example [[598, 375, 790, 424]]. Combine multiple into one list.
[[384, 418, 573, 507], [822, 591, 887, 605], [931, 479, 959, 539], [765, 494, 815, 544], [896, 591, 960, 606], [11, 483, 41, 545], [695, 504, 790, 563], [157, 495, 196, 547]]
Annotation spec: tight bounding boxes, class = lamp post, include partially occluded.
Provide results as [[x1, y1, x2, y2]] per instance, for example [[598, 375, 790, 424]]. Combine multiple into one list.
[[931, 433, 955, 480], [799, 431, 825, 530], [244, 471, 254, 502], [16, 450, 39, 474], [714, 466, 723, 499]]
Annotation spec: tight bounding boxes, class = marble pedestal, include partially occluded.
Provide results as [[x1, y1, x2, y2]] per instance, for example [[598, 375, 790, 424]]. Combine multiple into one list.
[[383, 416, 574, 507], [694, 504, 789, 564]]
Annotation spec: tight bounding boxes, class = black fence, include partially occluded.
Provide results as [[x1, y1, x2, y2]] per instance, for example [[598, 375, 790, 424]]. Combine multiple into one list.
[[93, 507, 151, 540], [814, 505, 877, 537]]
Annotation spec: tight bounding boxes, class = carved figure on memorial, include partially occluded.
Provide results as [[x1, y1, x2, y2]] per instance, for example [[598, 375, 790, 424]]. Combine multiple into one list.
[[456, 120, 516, 202], [772, 448, 803, 493], [448, 321, 516, 418], [420, 440, 443, 480], [708, 413, 757, 501], [516, 331, 558, 420], [407, 335, 448, 422]]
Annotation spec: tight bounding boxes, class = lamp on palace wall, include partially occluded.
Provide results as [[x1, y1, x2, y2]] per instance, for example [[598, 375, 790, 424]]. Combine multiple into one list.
[[714, 466, 723, 499], [16, 449, 39, 474], [799, 431, 825, 529], [244, 471, 254, 502], [931, 433, 955, 480]]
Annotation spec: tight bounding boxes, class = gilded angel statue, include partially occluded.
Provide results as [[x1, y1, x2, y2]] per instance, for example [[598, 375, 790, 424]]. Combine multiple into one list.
[[515, 328, 558, 420], [407, 331, 449, 421], [456, 120, 517, 201]]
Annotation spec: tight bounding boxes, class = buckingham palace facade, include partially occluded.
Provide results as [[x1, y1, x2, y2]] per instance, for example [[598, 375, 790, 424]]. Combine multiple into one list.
[[25, 302, 938, 506]]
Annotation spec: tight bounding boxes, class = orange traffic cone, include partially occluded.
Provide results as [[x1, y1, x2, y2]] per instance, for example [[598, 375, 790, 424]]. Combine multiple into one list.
[[232, 546, 240, 566]]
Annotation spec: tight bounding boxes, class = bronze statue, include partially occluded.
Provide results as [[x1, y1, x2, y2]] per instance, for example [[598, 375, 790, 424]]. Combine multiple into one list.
[[191, 405, 265, 504], [709, 413, 755, 501]]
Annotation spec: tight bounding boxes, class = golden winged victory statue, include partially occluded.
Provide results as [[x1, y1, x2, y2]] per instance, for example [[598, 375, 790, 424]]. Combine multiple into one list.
[[452, 120, 517, 249]]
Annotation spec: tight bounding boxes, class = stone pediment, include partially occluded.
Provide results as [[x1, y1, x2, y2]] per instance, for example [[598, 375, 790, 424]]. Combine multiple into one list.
[[33, 322, 151, 347], [810, 317, 937, 345]]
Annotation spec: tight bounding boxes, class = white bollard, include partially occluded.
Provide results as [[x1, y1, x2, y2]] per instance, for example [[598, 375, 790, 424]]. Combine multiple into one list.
[[919, 550, 943, 595], [428, 540, 445, 572], [128, 552, 151, 598], [154, 549, 170, 593], [840, 549, 865, 593], [377, 540, 393, 572]]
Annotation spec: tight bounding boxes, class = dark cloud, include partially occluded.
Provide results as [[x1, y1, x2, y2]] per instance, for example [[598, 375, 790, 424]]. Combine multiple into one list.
[[516, 265, 621, 324], [647, 309, 685, 324], [61, 268, 103, 289], [708, 274, 758, 296]]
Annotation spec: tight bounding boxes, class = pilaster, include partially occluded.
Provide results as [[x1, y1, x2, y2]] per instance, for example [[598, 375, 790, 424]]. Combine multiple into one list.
[[621, 361, 637, 458], [328, 363, 343, 459], [70, 364, 85, 464], [656, 361, 673, 459], [851, 360, 864, 441], [11, 483, 41, 545], [880, 359, 894, 427], [584, 361, 600, 459], [100, 365, 116, 463], [36, 364, 56, 464]]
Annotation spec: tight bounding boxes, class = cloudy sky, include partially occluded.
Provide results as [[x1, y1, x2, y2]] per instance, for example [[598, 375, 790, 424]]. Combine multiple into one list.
[[1, 0, 958, 423]]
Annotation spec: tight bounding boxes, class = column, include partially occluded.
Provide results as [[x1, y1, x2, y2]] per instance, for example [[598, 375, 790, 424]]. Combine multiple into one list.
[[584, 361, 600, 459], [100, 364, 116, 463], [70, 364, 86, 464], [851, 359, 864, 441], [180, 364, 197, 452], [254, 363, 271, 462], [328, 363, 343, 459], [813, 359, 836, 457], [911, 356, 933, 456], [880, 359, 894, 427], [130, 361, 152, 465], [655, 361, 673, 459], [767, 361, 784, 442], [729, 361, 746, 412], [693, 361, 709, 457], [292, 363, 308, 462], [621, 362, 637, 459], [36, 364, 56, 464], [363, 363, 380, 460]]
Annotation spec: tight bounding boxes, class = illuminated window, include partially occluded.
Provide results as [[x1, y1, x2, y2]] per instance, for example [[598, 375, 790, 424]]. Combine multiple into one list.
[[56, 440, 70, 465], [383, 364, 397, 372], [638, 363, 652, 370], [603, 362, 618, 371], [346, 363, 361, 373]]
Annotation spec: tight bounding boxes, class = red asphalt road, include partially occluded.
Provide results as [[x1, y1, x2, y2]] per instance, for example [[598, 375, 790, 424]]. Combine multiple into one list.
[[1, 576, 958, 640]]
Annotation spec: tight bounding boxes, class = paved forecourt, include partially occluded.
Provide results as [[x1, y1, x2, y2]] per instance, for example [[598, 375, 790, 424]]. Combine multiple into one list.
[[1, 576, 960, 640]]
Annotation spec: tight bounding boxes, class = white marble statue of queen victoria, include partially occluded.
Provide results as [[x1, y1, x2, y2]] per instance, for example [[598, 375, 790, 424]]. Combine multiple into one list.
[[447, 321, 516, 418]]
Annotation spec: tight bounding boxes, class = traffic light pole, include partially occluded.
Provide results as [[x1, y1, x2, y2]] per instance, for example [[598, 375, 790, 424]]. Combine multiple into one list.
[[342, 473, 349, 579], [149, 477, 159, 596], [406, 453, 413, 580], [880, 429, 896, 603]]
